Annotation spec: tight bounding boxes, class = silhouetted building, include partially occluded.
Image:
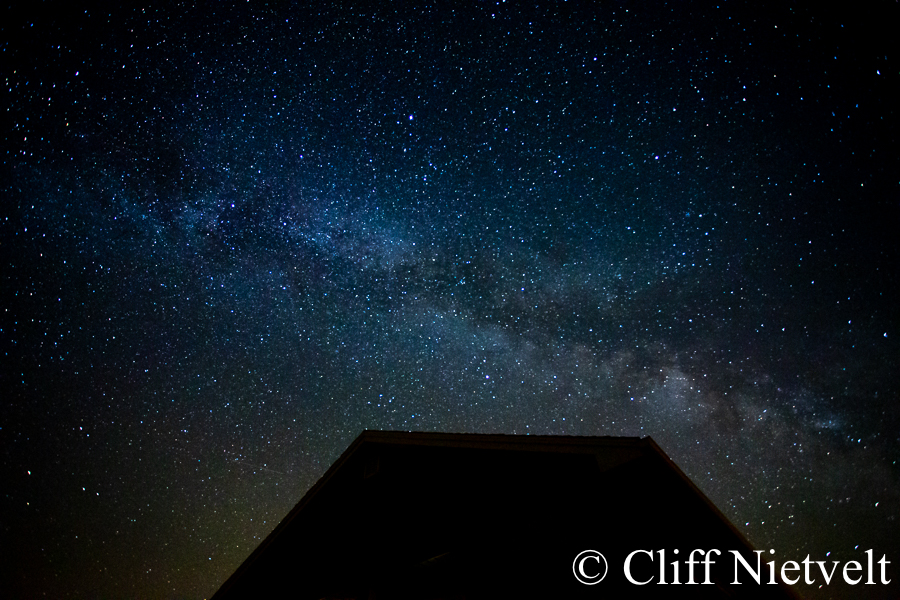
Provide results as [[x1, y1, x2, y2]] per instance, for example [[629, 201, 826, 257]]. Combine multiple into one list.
[[212, 431, 797, 599]]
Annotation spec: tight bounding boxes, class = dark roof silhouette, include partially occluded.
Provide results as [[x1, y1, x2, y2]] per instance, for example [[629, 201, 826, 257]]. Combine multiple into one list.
[[212, 431, 798, 599]]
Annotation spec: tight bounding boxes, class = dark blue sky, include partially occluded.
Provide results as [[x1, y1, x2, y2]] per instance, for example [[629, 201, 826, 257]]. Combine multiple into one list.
[[2, 1, 898, 598]]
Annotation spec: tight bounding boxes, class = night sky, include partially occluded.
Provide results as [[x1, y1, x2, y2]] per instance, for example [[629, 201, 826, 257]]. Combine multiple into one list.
[[2, 1, 898, 598]]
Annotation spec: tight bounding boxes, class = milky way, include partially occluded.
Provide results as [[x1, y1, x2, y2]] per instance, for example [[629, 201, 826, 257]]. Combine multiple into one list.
[[2, 1, 898, 598]]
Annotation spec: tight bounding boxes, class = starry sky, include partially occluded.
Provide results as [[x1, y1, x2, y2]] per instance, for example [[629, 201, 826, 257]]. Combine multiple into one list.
[[2, 1, 898, 598]]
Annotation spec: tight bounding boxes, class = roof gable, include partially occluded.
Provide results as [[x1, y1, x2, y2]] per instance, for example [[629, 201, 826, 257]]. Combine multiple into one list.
[[213, 431, 797, 599]]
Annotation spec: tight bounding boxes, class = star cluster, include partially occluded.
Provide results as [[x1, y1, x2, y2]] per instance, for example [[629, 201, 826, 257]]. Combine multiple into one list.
[[2, 1, 898, 598]]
